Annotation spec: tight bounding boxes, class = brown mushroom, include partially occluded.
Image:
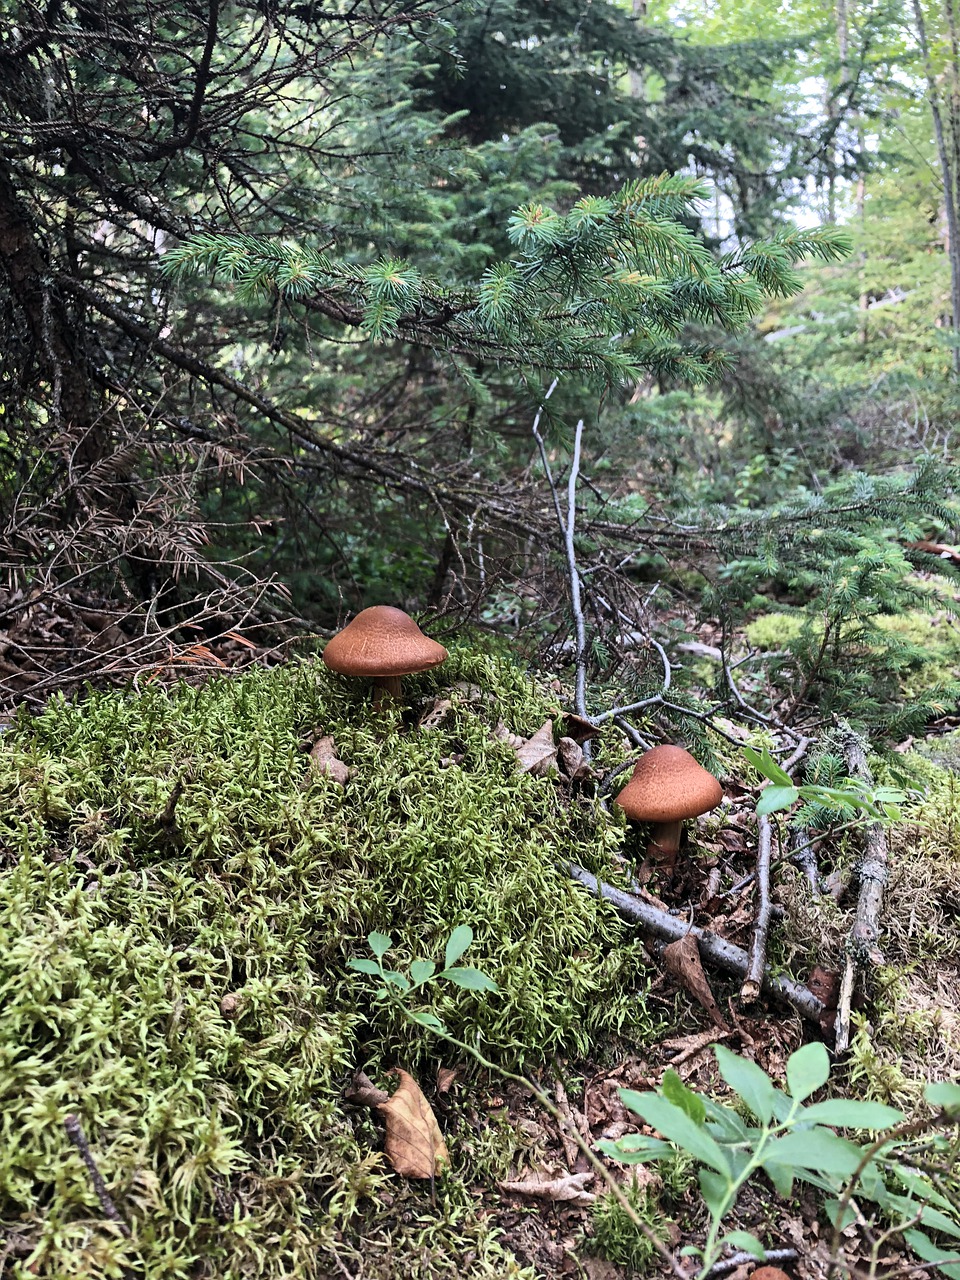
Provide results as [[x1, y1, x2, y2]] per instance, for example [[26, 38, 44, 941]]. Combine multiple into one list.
[[614, 744, 723, 865], [322, 606, 447, 705]]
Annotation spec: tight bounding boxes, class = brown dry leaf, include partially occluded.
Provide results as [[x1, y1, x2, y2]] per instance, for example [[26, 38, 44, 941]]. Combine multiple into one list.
[[561, 713, 601, 744], [663, 934, 731, 1031], [662, 1027, 732, 1066], [419, 697, 453, 730], [307, 734, 349, 785], [436, 1066, 459, 1094], [499, 1169, 596, 1205], [807, 965, 840, 1010], [492, 720, 524, 750], [377, 1068, 450, 1179], [514, 719, 558, 776], [557, 736, 596, 781]]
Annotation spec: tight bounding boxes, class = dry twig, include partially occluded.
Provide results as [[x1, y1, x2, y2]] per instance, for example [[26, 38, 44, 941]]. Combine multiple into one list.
[[64, 1114, 131, 1236], [741, 813, 774, 1002], [570, 864, 825, 1023], [835, 728, 890, 1053]]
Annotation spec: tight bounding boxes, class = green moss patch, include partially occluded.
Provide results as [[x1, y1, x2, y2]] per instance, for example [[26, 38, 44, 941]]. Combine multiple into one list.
[[0, 650, 654, 1278]]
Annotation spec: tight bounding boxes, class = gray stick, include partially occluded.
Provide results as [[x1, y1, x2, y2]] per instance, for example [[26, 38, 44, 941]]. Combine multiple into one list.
[[565, 417, 589, 730], [741, 813, 773, 1002], [569, 864, 825, 1023], [835, 728, 889, 1053]]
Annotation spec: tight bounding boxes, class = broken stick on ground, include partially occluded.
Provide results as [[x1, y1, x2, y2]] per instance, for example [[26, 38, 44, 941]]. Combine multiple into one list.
[[741, 813, 774, 1003], [835, 728, 890, 1053], [569, 864, 825, 1023]]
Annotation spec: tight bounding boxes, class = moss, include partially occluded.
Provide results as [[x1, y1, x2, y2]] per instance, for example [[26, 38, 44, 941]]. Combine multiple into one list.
[[744, 611, 807, 650], [0, 648, 659, 1278]]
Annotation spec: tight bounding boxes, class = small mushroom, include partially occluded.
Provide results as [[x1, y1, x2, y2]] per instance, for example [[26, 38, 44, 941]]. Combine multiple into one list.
[[614, 744, 723, 866], [321, 606, 448, 705]]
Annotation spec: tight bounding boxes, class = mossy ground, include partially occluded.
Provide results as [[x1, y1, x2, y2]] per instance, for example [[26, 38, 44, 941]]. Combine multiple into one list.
[[0, 648, 661, 1279], [3, 643, 960, 1278]]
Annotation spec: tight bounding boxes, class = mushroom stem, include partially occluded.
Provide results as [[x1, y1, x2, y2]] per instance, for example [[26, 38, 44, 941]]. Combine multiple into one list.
[[372, 675, 403, 706], [647, 820, 683, 861]]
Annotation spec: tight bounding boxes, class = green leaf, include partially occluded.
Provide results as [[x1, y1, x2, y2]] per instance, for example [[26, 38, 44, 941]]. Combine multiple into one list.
[[714, 1046, 777, 1125], [382, 970, 411, 991], [409, 960, 437, 985], [756, 784, 800, 815], [743, 746, 793, 786], [786, 1042, 831, 1102], [662, 1070, 707, 1124], [597, 1135, 674, 1164], [800, 1099, 903, 1128], [409, 1011, 447, 1032], [719, 1231, 766, 1260], [825, 1198, 857, 1231], [618, 1091, 731, 1176], [762, 1128, 865, 1176], [904, 1230, 960, 1280], [444, 925, 474, 970], [926, 1081, 960, 1114], [698, 1167, 731, 1218], [368, 931, 393, 959], [442, 966, 498, 992], [762, 1160, 795, 1197], [347, 957, 381, 976]]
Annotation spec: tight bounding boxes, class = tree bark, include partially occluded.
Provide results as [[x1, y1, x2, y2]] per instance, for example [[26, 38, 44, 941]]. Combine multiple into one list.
[[913, 0, 960, 376]]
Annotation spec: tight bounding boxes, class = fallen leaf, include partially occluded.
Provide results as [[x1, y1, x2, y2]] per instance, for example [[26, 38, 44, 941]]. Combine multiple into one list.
[[308, 734, 349, 785], [561, 713, 601, 744], [662, 1027, 732, 1066], [436, 1066, 458, 1094], [557, 736, 595, 781], [219, 992, 242, 1019], [345, 1069, 389, 1107], [807, 965, 840, 1010], [492, 721, 524, 749], [663, 934, 731, 1031], [419, 697, 453, 730], [514, 720, 558, 776], [579, 1259, 622, 1279], [377, 1069, 449, 1179], [499, 1169, 595, 1205]]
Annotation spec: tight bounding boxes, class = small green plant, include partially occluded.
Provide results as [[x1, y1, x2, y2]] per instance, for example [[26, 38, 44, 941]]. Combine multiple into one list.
[[744, 745, 905, 818], [347, 924, 499, 1035], [348, 928, 679, 1270], [597, 1042, 960, 1278]]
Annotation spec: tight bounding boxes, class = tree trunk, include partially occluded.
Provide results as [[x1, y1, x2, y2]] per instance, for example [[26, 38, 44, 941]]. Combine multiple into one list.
[[913, 0, 960, 376]]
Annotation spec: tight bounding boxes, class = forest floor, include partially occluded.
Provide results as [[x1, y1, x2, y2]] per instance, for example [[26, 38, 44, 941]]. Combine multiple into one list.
[[1, 639, 959, 1279]]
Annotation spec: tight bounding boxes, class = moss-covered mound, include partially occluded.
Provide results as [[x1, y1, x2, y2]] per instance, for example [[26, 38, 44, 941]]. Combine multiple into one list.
[[0, 650, 651, 1278]]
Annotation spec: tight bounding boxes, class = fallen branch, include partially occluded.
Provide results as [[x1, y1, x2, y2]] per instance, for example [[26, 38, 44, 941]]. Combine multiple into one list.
[[705, 1247, 798, 1277], [64, 1114, 131, 1236], [741, 813, 773, 1002], [791, 825, 820, 896], [835, 729, 890, 1053], [569, 864, 825, 1024]]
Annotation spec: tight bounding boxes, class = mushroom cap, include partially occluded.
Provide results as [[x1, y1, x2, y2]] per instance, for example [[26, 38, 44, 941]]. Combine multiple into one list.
[[614, 744, 723, 823], [322, 606, 448, 678]]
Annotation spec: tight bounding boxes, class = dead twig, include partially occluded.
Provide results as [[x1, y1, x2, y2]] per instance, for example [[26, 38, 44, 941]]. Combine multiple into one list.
[[569, 864, 825, 1023], [835, 727, 890, 1053], [705, 1247, 798, 1277], [64, 1113, 131, 1236], [791, 824, 820, 897], [741, 813, 774, 1003]]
